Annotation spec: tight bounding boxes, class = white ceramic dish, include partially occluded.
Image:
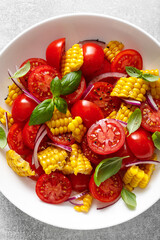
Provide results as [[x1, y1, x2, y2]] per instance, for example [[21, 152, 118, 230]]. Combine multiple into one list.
[[0, 13, 160, 230]]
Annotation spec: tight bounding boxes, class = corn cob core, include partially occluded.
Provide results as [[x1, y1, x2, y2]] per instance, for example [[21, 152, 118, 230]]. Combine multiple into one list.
[[6, 150, 35, 177], [104, 41, 124, 63], [0, 106, 14, 128], [37, 146, 68, 175], [61, 44, 84, 77], [68, 116, 87, 143], [111, 77, 149, 102], [5, 83, 22, 106], [74, 193, 93, 213]]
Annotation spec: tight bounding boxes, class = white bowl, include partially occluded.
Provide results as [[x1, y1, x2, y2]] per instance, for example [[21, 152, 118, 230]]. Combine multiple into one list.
[[0, 13, 160, 230]]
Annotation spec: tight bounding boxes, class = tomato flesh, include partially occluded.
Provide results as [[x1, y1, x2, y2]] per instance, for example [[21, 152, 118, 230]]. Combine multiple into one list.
[[68, 173, 91, 192], [47, 128, 75, 146]]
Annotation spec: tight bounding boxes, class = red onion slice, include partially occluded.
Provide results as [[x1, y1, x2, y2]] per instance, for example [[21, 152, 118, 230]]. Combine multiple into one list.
[[116, 119, 127, 128], [69, 199, 84, 206], [4, 112, 9, 133], [125, 160, 160, 168], [122, 98, 141, 107], [78, 39, 106, 48], [146, 92, 158, 111], [89, 72, 127, 85], [35, 124, 46, 142], [81, 84, 94, 99], [47, 142, 72, 152], [66, 190, 88, 202]]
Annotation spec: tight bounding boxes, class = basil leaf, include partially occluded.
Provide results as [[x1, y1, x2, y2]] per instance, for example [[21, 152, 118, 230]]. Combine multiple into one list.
[[121, 188, 137, 209], [54, 97, 68, 114], [127, 108, 142, 135], [125, 66, 142, 78], [152, 131, 160, 150], [0, 127, 7, 149], [142, 73, 159, 82], [94, 156, 129, 187], [12, 61, 31, 78], [50, 77, 62, 97], [61, 71, 82, 95], [29, 99, 54, 125]]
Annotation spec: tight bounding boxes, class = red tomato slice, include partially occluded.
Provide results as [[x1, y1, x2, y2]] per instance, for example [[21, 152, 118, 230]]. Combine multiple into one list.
[[111, 49, 143, 73], [19, 58, 47, 89], [47, 128, 75, 146], [68, 173, 91, 192], [36, 172, 72, 204], [46, 38, 65, 71], [7, 123, 31, 156], [87, 118, 125, 155], [140, 100, 160, 132], [89, 173, 123, 203], [62, 76, 86, 105], [85, 82, 121, 117], [28, 65, 61, 101]]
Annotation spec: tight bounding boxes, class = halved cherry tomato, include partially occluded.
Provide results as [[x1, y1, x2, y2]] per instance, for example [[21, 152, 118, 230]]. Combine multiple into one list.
[[62, 75, 86, 105], [46, 38, 65, 71], [81, 43, 104, 76], [19, 58, 47, 89], [47, 128, 75, 146], [22, 120, 40, 150], [36, 172, 72, 204], [28, 65, 61, 101], [127, 127, 154, 160], [7, 123, 31, 155], [85, 82, 121, 117], [111, 49, 143, 73], [71, 100, 104, 128], [87, 119, 125, 155], [89, 173, 123, 203], [11, 93, 37, 122], [68, 173, 91, 192], [140, 100, 160, 132]]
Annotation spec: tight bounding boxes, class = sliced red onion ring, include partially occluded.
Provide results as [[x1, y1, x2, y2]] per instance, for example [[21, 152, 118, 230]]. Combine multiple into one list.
[[32, 129, 47, 168], [78, 39, 106, 48], [47, 142, 72, 152], [122, 98, 141, 107], [35, 124, 46, 142], [89, 72, 127, 85], [81, 84, 94, 99], [125, 160, 160, 168], [22, 89, 41, 104], [69, 199, 84, 206], [4, 112, 9, 133], [66, 190, 89, 202], [146, 92, 158, 111]]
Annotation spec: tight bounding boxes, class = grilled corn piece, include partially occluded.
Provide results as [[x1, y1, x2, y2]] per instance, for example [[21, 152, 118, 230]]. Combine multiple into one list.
[[104, 40, 124, 63], [68, 116, 87, 143], [0, 106, 14, 128], [74, 193, 93, 213], [5, 83, 22, 106]]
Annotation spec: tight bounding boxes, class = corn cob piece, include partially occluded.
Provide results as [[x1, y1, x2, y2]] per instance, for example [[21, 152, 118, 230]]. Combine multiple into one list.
[[104, 41, 124, 63], [74, 193, 93, 213], [6, 150, 35, 177], [142, 69, 159, 76], [111, 77, 149, 102], [115, 102, 137, 123], [61, 44, 84, 77], [0, 106, 14, 128], [123, 166, 139, 185], [68, 116, 87, 143], [5, 83, 22, 106], [37, 146, 68, 175]]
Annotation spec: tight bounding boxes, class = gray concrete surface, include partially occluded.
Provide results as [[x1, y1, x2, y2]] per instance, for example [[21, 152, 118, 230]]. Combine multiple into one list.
[[0, 0, 160, 239]]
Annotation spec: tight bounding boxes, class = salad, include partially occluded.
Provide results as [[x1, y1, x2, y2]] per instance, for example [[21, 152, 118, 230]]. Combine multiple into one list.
[[0, 37, 160, 213]]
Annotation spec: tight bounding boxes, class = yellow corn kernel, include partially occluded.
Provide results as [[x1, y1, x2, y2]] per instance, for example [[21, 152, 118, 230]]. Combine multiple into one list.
[[104, 41, 124, 63], [5, 83, 22, 106], [123, 165, 139, 184], [68, 116, 87, 143], [116, 102, 137, 123], [129, 169, 144, 188], [0, 106, 14, 128], [124, 184, 134, 192], [74, 193, 93, 213], [142, 69, 159, 76], [38, 146, 68, 174], [138, 173, 150, 188], [61, 44, 84, 77], [6, 150, 35, 177]]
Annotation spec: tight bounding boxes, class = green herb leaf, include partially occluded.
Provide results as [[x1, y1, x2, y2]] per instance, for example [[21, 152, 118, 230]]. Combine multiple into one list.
[[142, 73, 159, 82], [127, 108, 142, 135], [29, 99, 54, 125], [0, 127, 7, 149], [125, 66, 142, 78], [50, 77, 62, 97], [61, 71, 82, 95], [54, 97, 68, 114], [11, 61, 31, 78], [121, 188, 137, 209], [94, 156, 129, 187], [152, 131, 160, 150]]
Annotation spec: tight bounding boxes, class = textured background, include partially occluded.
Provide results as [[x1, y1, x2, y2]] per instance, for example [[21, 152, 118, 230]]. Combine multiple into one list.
[[0, 0, 160, 239]]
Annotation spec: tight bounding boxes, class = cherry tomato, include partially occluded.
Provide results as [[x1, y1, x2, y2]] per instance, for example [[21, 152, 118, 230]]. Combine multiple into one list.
[[11, 93, 37, 122], [62, 76, 86, 105], [22, 120, 40, 150], [28, 65, 61, 101], [81, 43, 104, 76], [71, 100, 104, 128], [111, 49, 143, 73], [85, 82, 121, 117], [19, 58, 47, 89], [47, 128, 75, 146], [36, 172, 72, 204], [46, 38, 65, 71], [68, 173, 91, 192], [7, 123, 31, 155], [89, 173, 123, 203], [87, 118, 125, 155], [140, 100, 160, 132], [127, 127, 154, 160]]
